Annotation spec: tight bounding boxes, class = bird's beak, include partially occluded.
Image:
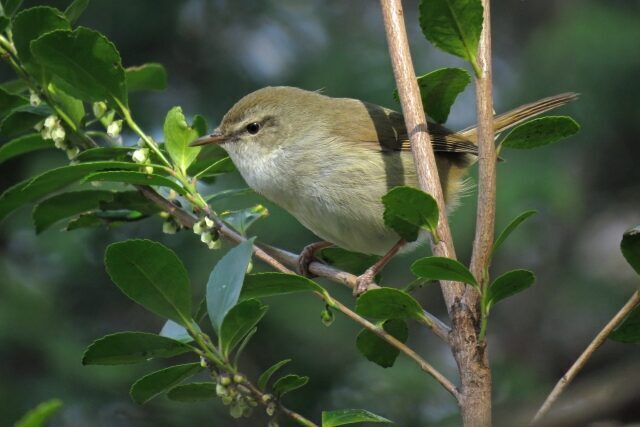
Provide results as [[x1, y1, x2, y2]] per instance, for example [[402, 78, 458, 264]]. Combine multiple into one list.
[[190, 129, 227, 146]]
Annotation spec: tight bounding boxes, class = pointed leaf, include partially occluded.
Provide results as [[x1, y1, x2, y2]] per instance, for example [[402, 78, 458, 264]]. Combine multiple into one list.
[[0, 87, 27, 118], [219, 299, 268, 357], [74, 147, 134, 162], [64, 0, 89, 23], [163, 106, 200, 172], [322, 409, 393, 427], [105, 239, 192, 325], [272, 374, 308, 398], [130, 363, 202, 404], [491, 210, 537, 259], [501, 116, 580, 149], [240, 272, 324, 300], [221, 204, 268, 236], [82, 171, 185, 194], [47, 82, 85, 129], [621, 225, 640, 275], [382, 186, 439, 242], [14, 399, 63, 427], [355, 287, 425, 321], [257, 359, 291, 391], [419, 0, 483, 75], [160, 320, 194, 344], [356, 319, 408, 368], [32, 190, 113, 233], [0, 134, 53, 164], [205, 187, 254, 204], [411, 256, 477, 287], [610, 305, 640, 343], [486, 269, 534, 312], [0, 110, 44, 139], [82, 331, 192, 365], [126, 63, 167, 92], [167, 382, 216, 402], [207, 238, 255, 332], [2, 0, 24, 16]]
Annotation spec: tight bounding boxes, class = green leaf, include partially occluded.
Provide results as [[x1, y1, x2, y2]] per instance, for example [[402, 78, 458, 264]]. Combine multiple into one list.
[[163, 106, 200, 172], [356, 319, 408, 368], [160, 320, 194, 344], [318, 247, 380, 276], [12, 6, 70, 80], [221, 204, 268, 236], [272, 374, 308, 398], [205, 187, 254, 204], [82, 171, 185, 194], [192, 114, 208, 137], [130, 363, 202, 404], [98, 190, 160, 215], [419, 0, 483, 76], [64, 0, 89, 23], [382, 186, 439, 241], [609, 304, 640, 344], [192, 156, 236, 178], [0, 134, 53, 164], [0, 15, 7, 31], [621, 226, 640, 275], [0, 110, 43, 139], [14, 399, 62, 427], [240, 272, 324, 300], [167, 382, 216, 402], [32, 190, 113, 233], [501, 116, 580, 149], [257, 359, 291, 391], [47, 82, 85, 129], [491, 210, 537, 260], [0, 161, 138, 222], [355, 287, 425, 321], [486, 269, 534, 313], [219, 299, 267, 358], [206, 238, 255, 332], [2, 0, 24, 16], [393, 68, 471, 124], [74, 147, 134, 162], [0, 79, 29, 95], [126, 63, 168, 92], [322, 409, 393, 427], [82, 331, 192, 365], [105, 239, 192, 325], [411, 256, 478, 287], [0, 88, 26, 118], [31, 27, 128, 108]]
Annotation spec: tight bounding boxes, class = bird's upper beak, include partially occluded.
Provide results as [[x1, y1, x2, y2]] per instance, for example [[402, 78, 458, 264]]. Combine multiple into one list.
[[190, 129, 227, 147]]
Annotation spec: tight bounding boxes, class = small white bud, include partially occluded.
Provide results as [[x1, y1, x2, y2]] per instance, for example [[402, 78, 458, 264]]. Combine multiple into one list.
[[137, 138, 145, 147], [204, 216, 214, 229], [266, 402, 276, 417], [33, 120, 44, 132], [144, 165, 154, 174], [200, 356, 207, 368], [40, 127, 52, 140], [92, 101, 107, 118], [44, 115, 59, 129], [216, 384, 228, 397], [246, 260, 253, 274], [193, 220, 204, 235], [131, 148, 149, 164], [168, 189, 178, 200], [162, 220, 178, 234], [51, 126, 66, 145], [201, 231, 213, 244], [66, 147, 79, 159], [29, 91, 41, 107], [107, 119, 123, 138], [229, 404, 244, 419], [208, 239, 222, 250]]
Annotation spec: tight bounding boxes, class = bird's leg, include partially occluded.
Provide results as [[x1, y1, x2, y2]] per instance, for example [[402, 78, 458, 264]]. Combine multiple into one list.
[[297, 241, 334, 277], [354, 239, 406, 296]]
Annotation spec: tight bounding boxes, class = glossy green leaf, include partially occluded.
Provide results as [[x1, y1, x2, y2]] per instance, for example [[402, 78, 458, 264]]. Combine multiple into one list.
[[207, 238, 255, 332], [130, 363, 202, 404], [0, 87, 26, 118], [163, 106, 200, 172], [273, 374, 308, 398], [126, 63, 167, 92], [193, 156, 236, 178], [486, 269, 534, 313], [318, 247, 380, 276], [64, 0, 89, 23], [382, 186, 438, 241], [47, 82, 85, 129], [221, 204, 268, 236], [32, 190, 112, 233], [609, 304, 640, 343], [74, 147, 134, 162], [621, 225, 640, 275], [419, 0, 483, 75], [240, 272, 324, 300], [98, 190, 160, 215], [394, 67, 471, 123], [31, 27, 128, 108], [14, 399, 62, 427], [83, 171, 185, 194], [219, 299, 267, 357], [82, 331, 192, 365], [355, 287, 425, 321], [501, 116, 580, 149], [205, 187, 253, 204], [321, 409, 393, 427], [257, 359, 291, 391], [105, 239, 192, 325], [0, 79, 28, 95], [0, 110, 42, 139], [160, 320, 194, 344], [0, 161, 138, 222], [411, 256, 478, 287], [491, 210, 537, 260], [356, 319, 408, 368], [167, 382, 216, 402], [0, 134, 53, 164], [12, 6, 70, 80], [3, 0, 24, 16]]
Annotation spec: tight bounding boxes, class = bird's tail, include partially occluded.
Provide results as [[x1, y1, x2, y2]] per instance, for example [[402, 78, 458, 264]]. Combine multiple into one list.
[[459, 92, 579, 143]]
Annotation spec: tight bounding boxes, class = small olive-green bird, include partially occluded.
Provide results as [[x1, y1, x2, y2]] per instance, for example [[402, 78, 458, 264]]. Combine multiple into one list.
[[193, 87, 575, 285]]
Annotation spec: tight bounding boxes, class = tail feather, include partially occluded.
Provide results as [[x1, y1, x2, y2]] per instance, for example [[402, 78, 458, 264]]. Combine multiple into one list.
[[459, 92, 579, 143]]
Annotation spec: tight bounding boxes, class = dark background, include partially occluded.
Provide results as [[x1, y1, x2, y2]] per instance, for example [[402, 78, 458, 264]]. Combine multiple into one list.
[[1, 0, 639, 426]]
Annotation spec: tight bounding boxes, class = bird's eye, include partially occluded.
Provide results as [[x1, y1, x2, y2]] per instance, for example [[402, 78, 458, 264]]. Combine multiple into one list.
[[246, 122, 261, 135]]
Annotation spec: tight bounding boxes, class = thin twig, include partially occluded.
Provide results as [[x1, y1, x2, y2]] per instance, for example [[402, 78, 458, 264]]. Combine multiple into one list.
[[532, 290, 640, 424]]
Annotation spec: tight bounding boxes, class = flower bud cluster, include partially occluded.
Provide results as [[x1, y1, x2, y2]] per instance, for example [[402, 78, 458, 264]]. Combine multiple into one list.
[[215, 373, 257, 419], [29, 91, 41, 107], [193, 216, 221, 250], [37, 114, 77, 159]]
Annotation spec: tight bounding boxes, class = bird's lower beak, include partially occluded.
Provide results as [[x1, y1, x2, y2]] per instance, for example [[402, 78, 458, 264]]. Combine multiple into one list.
[[190, 129, 227, 146]]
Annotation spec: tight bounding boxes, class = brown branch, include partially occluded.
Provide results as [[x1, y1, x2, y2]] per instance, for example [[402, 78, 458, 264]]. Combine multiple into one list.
[[136, 184, 459, 400], [531, 290, 640, 424]]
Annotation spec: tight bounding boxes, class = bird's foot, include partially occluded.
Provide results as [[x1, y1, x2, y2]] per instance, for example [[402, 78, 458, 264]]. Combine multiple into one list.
[[354, 269, 376, 296], [297, 241, 333, 277]]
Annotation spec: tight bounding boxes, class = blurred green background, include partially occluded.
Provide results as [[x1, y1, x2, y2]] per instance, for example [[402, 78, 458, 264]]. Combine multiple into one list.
[[1, 0, 639, 426]]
